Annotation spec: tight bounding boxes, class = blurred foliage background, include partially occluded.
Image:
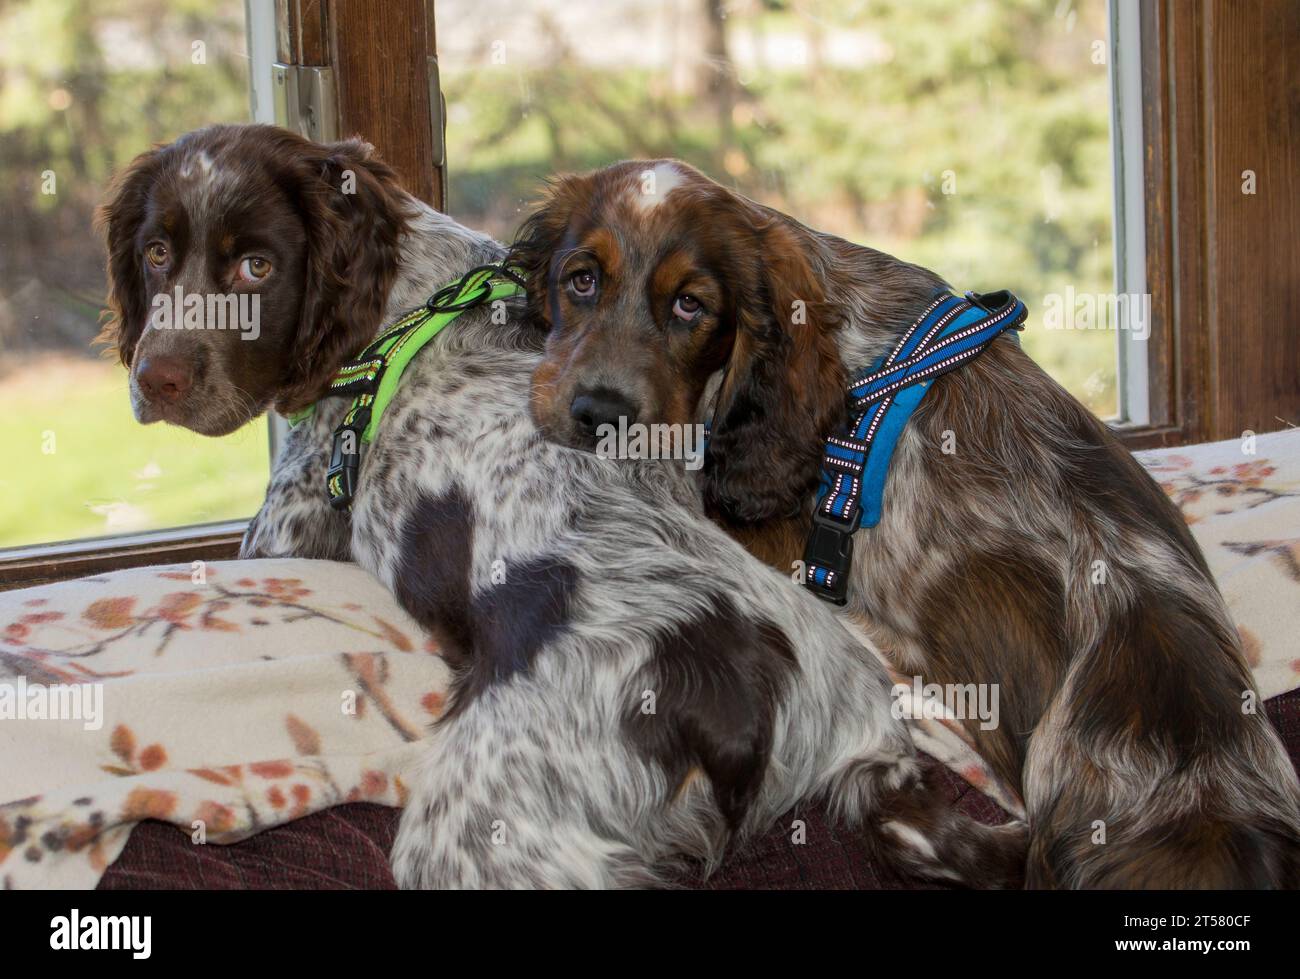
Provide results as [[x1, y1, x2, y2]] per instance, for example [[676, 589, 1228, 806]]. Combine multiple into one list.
[[439, 0, 1117, 410], [0, 0, 1115, 549]]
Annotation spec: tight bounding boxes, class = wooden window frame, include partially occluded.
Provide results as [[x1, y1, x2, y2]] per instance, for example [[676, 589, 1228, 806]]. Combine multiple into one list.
[[1119, 0, 1299, 450], [0, 523, 247, 592], [272, 0, 445, 210]]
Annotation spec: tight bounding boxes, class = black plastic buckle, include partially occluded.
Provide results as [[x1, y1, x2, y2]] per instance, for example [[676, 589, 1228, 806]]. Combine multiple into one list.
[[425, 263, 523, 314], [803, 511, 855, 606], [965, 289, 1005, 314], [327, 420, 365, 511], [965, 289, 1024, 327], [426, 278, 490, 313]]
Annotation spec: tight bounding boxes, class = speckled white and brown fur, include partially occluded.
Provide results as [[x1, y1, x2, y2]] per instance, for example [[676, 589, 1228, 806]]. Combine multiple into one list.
[[513, 159, 1300, 888], [99, 126, 1025, 889]]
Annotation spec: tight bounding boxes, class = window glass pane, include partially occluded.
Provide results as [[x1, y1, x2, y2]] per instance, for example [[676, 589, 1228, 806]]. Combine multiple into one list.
[[441, 0, 1117, 417], [0, 0, 266, 550]]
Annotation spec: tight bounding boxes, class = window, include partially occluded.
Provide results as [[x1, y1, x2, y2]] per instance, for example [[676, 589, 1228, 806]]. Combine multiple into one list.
[[5, 0, 1294, 584], [439, 0, 1125, 419], [0, 0, 269, 553], [0, 0, 441, 586]]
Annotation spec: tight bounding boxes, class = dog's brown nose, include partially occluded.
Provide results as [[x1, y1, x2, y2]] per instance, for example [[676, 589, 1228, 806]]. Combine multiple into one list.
[[136, 355, 193, 404]]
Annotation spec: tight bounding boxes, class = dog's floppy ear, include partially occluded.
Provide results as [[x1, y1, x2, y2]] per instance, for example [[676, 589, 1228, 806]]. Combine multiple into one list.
[[94, 148, 164, 367], [508, 174, 584, 331], [275, 136, 413, 415], [704, 211, 845, 524]]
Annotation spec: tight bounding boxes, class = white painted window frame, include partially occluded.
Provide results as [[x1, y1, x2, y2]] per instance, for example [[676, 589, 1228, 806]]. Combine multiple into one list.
[[245, 0, 291, 462], [1108, 0, 1150, 427]]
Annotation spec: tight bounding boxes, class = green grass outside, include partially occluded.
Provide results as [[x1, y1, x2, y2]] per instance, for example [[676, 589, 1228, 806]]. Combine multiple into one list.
[[0, 357, 270, 550]]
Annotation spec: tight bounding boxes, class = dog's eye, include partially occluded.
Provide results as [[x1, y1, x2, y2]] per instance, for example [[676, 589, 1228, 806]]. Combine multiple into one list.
[[145, 242, 169, 268], [672, 294, 703, 322], [238, 256, 272, 282], [568, 270, 597, 298]]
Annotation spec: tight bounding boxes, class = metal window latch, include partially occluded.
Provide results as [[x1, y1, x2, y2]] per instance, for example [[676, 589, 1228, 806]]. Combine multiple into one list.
[[272, 64, 339, 143], [428, 55, 447, 208]]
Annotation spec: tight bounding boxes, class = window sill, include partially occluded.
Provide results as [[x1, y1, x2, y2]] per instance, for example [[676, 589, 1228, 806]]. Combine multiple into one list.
[[1111, 422, 1193, 451], [0, 521, 247, 592]]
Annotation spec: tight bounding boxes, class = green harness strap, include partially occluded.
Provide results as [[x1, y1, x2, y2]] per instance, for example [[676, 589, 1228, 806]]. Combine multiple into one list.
[[285, 263, 525, 510]]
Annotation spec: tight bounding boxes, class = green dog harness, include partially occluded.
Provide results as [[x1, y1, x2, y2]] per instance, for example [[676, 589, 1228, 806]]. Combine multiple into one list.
[[287, 263, 525, 510]]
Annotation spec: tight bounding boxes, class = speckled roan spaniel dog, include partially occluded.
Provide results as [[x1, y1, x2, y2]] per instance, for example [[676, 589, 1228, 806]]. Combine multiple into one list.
[[95, 125, 1026, 888], [512, 160, 1300, 888]]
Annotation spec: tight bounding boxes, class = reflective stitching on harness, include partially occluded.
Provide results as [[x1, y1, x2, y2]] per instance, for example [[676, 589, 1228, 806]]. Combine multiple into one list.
[[802, 289, 1027, 604]]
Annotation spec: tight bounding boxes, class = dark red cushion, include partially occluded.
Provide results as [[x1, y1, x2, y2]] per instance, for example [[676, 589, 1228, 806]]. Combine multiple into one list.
[[99, 689, 1300, 890]]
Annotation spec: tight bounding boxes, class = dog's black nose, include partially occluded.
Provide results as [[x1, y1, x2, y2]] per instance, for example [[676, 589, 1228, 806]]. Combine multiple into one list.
[[570, 389, 639, 439]]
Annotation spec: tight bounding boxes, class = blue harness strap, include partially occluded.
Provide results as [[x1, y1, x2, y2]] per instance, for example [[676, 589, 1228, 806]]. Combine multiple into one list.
[[804, 289, 1026, 604]]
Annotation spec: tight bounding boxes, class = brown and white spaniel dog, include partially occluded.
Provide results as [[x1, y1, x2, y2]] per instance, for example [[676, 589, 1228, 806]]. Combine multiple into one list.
[[512, 159, 1300, 888]]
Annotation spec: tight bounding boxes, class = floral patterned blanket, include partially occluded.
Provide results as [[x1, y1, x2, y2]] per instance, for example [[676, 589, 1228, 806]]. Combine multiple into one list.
[[0, 561, 445, 888], [1136, 430, 1300, 701], [2, 429, 1298, 888]]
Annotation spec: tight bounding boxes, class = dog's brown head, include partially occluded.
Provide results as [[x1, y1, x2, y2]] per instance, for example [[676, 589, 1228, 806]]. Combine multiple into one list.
[[96, 124, 411, 435], [511, 160, 845, 523]]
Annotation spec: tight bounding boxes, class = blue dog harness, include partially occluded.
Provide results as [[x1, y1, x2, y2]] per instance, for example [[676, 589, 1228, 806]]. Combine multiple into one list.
[[803, 289, 1027, 605]]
